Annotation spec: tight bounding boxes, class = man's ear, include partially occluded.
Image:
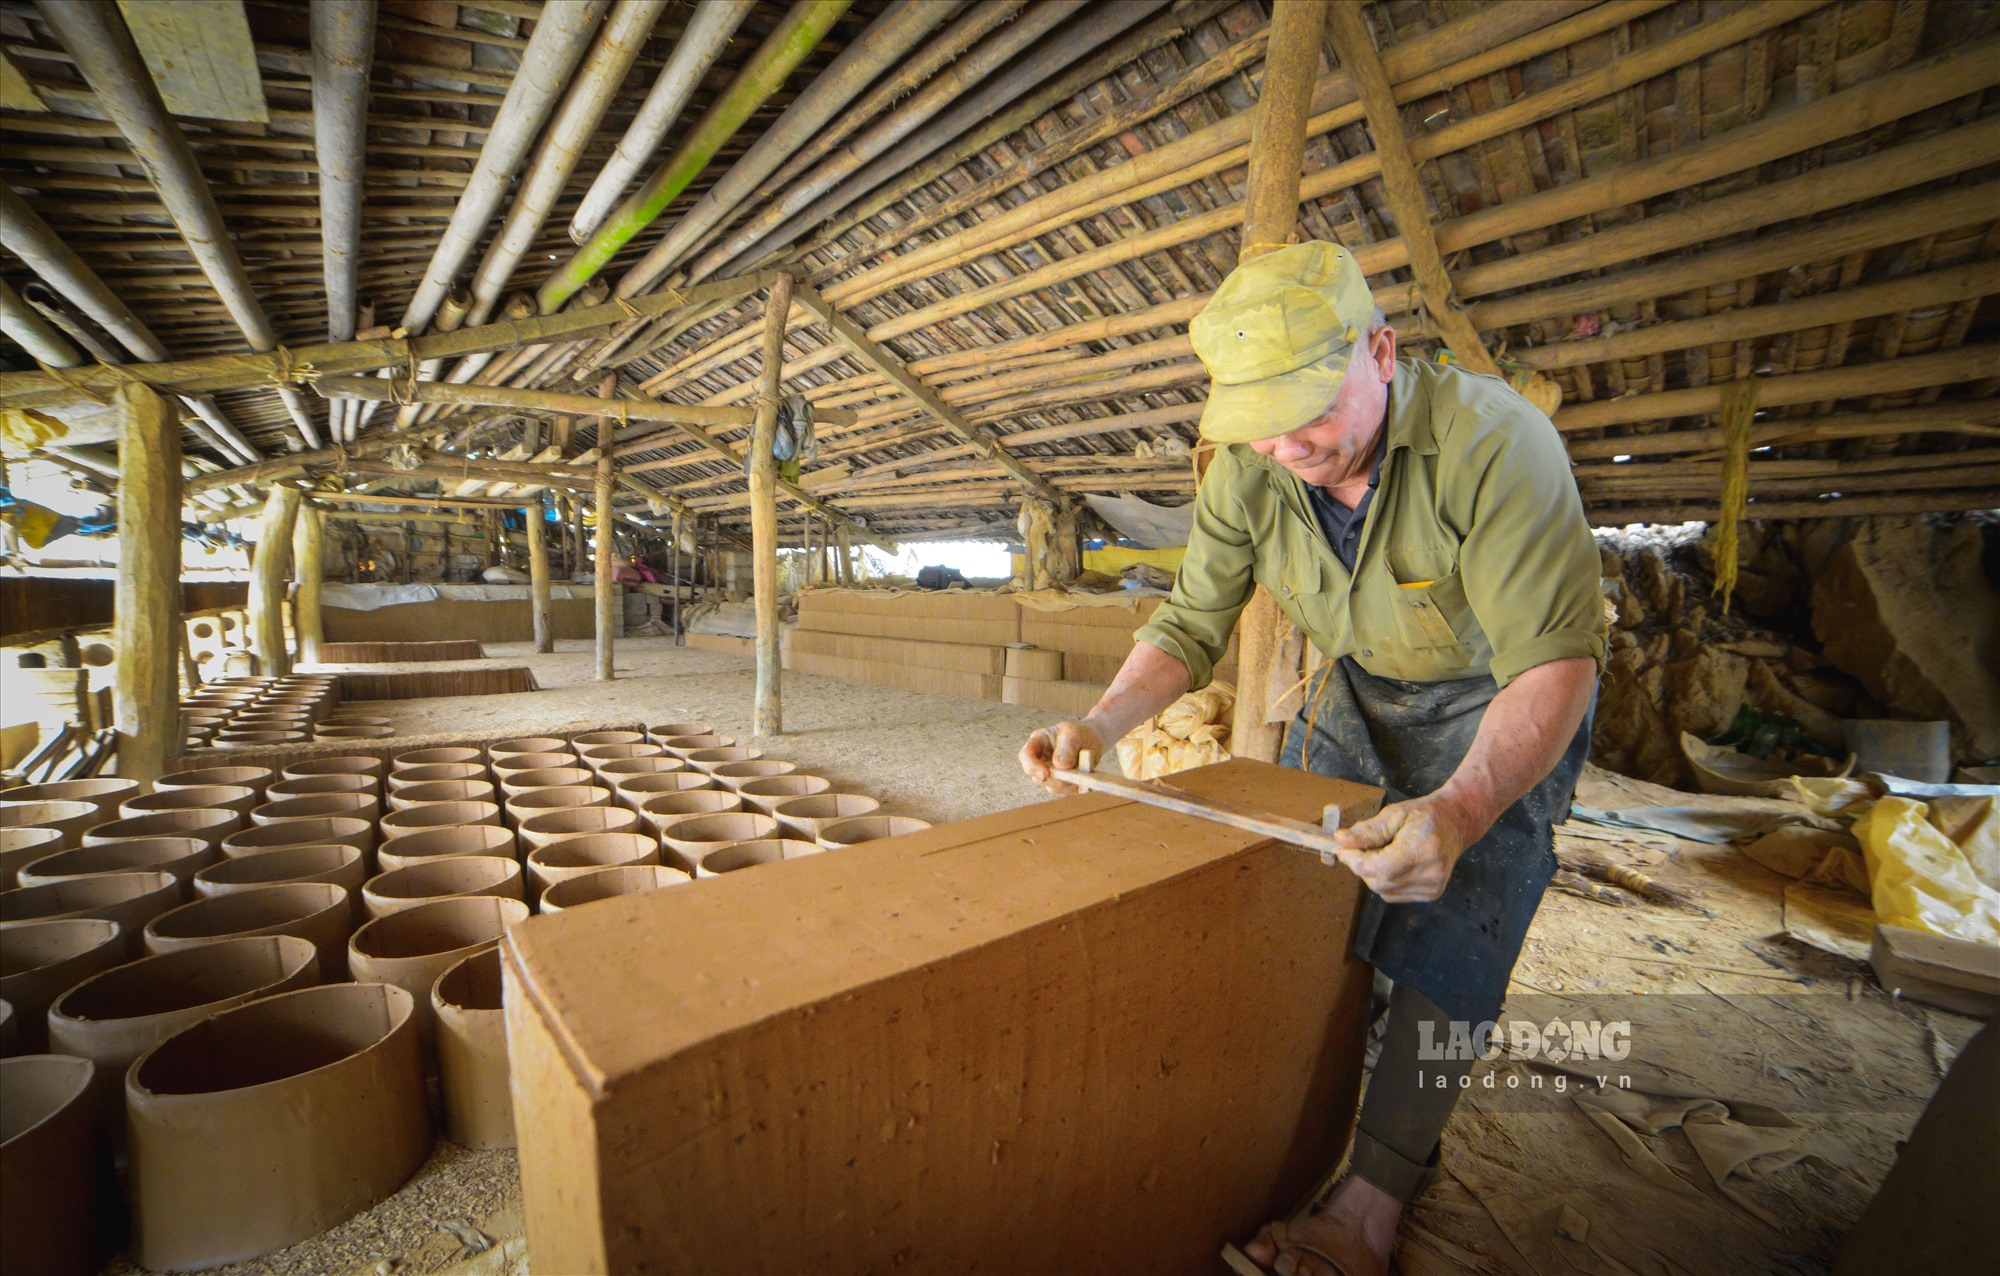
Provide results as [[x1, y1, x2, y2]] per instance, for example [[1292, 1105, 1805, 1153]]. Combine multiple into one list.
[[1373, 324, 1398, 379]]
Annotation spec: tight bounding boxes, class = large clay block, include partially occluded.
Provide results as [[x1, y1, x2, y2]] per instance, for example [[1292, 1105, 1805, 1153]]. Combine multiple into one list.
[[504, 759, 1381, 1275]]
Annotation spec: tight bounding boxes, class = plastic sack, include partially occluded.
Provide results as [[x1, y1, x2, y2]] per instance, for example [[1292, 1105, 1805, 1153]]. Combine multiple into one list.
[[1853, 796, 2000, 945]]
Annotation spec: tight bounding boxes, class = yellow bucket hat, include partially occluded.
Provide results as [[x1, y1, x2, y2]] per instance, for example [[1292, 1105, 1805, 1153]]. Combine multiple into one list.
[[1189, 241, 1377, 444]]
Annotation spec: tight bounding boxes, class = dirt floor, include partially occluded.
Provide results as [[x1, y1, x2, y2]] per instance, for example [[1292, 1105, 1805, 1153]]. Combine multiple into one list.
[[108, 638, 1973, 1276]]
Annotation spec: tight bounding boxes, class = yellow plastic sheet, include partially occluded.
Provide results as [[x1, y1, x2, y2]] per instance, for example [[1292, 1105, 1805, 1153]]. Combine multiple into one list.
[[1854, 796, 2000, 944]]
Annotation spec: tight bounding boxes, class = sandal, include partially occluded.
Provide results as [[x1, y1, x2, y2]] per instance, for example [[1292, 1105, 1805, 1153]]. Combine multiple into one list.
[[1221, 1221, 1356, 1276]]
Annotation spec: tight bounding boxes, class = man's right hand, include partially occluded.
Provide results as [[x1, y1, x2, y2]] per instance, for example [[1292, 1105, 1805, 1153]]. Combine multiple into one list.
[[1019, 718, 1107, 795]]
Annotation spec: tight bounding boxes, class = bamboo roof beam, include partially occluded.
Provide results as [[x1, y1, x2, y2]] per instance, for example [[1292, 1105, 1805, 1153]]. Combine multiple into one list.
[[790, 282, 1071, 509], [1564, 404, 2000, 461], [0, 273, 779, 411], [1585, 492, 2000, 525], [1551, 345, 2000, 433], [308, 490, 531, 512], [1325, 4, 1500, 374]]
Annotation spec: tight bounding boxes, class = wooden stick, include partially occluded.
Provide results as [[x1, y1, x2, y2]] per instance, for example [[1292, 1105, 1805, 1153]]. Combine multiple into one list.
[[527, 495, 554, 654], [247, 485, 301, 678], [1054, 751, 1354, 861], [112, 384, 180, 782], [291, 503, 325, 665], [595, 444, 616, 683]]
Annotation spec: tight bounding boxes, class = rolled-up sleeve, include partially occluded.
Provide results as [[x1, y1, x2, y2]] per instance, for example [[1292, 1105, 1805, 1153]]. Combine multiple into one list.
[[1446, 400, 1606, 688], [1134, 448, 1259, 690]]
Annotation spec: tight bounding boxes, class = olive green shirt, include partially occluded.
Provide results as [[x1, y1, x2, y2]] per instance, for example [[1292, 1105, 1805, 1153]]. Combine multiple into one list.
[[1137, 359, 1606, 690]]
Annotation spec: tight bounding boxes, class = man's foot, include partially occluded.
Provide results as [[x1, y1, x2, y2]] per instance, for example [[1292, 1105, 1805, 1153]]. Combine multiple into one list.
[[1239, 1176, 1401, 1276]]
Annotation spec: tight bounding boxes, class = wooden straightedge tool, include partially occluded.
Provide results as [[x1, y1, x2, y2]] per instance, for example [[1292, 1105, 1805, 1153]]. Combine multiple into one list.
[[1054, 751, 1350, 861]]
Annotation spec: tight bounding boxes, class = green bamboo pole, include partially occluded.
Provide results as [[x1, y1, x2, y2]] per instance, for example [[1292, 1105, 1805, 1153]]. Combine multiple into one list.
[[537, 0, 851, 314]]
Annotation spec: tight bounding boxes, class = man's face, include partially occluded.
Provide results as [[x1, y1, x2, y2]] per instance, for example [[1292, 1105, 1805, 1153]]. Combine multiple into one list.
[[1248, 323, 1397, 489]]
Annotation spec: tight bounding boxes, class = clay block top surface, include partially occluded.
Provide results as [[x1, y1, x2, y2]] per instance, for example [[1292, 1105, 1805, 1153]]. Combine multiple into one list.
[[505, 759, 1378, 1095]]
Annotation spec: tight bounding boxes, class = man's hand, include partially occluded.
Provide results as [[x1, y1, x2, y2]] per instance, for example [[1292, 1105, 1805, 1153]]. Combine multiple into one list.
[[1019, 718, 1107, 796], [1328, 792, 1488, 903]]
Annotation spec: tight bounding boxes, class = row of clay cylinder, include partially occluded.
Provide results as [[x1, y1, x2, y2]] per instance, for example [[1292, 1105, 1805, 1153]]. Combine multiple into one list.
[[179, 673, 394, 748], [2, 902, 511, 1271], [0, 724, 934, 1271]]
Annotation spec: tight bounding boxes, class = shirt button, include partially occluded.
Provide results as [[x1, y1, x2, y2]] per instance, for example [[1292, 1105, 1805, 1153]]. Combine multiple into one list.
[[1361, 649, 1373, 657]]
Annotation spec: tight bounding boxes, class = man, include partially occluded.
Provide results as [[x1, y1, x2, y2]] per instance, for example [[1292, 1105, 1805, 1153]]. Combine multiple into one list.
[[1019, 242, 1605, 1276]]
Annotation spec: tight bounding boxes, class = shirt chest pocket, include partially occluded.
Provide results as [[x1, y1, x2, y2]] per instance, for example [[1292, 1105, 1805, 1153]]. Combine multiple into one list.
[[1257, 553, 1349, 657], [1383, 546, 1466, 652]]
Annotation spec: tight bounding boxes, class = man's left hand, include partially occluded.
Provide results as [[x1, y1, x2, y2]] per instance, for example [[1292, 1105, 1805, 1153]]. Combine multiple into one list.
[[1328, 793, 1488, 903]]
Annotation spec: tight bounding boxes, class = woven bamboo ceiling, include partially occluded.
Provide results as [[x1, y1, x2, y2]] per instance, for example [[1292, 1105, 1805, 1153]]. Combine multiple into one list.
[[2, 0, 1996, 544]]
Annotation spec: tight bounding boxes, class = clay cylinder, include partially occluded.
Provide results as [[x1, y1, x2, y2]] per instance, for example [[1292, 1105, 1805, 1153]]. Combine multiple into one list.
[[386, 763, 485, 790], [1, 873, 182, 956], [85, 809, 242, 855], [489, 752, 578, 777], [577, 742, 665, 774], [526, 834, 661, 898], [392, 747, 484, 773], [378, 802, 503, 840], [698, 838, 823, 877], [266, 774, 380, 801], [659, 733, 734, 759], [125, 983, 431, 1270], [489, 737, 568, 761], [685, 746, 764, 774], [0, 801, 103, 852], [377, 825, 517, 873], [386, 780, 498, 811], [817, 815, 934, 850], [1, 828, 66, 890], [251, 792, 381, 827], [318, 715, 392, 729], [16, 838, 216, 892], [570, 731, 645, 750], [505, 786, 611, 825], [517, 806, 643, 859], [596, 755, 684, 783], [315, 725, 394, 740], [496, 767, 595, 800], [637, 789, 743, 841], [282, 756, 386, 782], [538, 864, 692, 914], [709, 759, 798, 791], [143, 883, 353, 978], [223, 816, 377, 863], [362, 857, 524, 919], [0, 920, 123, 1052], [0, 778, 140, 823], [645, 721, 713, 743], [121, 784, 259, 819], [773, 793, 883, 841], [214, 729, 308, 746], [348, 897, 527, 1050], [659, 812, 778, 875], [736, 774, 832, 815], [616, 771, 715, 811], [49, 936, 320, 1139], [193, 845, 367, 897], [432, 947, 512, 1150], [1, 1054, 117, 1276]]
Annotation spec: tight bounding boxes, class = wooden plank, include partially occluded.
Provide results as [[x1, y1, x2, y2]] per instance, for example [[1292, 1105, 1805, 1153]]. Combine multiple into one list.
[[505, 758, 1382, 1275], [118, 0, 268, 123], [1871, 923, 2000, 1018]]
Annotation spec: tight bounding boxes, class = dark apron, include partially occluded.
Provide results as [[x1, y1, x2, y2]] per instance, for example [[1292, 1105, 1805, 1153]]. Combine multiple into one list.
[[1279, 656, 1594, 1025]]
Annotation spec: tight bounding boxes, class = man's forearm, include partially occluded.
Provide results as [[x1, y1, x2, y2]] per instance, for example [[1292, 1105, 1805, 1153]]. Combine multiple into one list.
[[1083, 641, 1192, 747], [1434, 657, 1596, 835]]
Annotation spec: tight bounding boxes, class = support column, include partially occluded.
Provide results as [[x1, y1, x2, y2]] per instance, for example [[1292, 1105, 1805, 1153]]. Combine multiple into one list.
[[594, 452, 616, 681], [527, 497, 554, 653], [248, 484, 302, 678], [292, 502, 325, 666], [1227, 0, 1331, 764], [749, 272, 795, 737], [837, 524, 853, 586], [112, 384, 181, 781]]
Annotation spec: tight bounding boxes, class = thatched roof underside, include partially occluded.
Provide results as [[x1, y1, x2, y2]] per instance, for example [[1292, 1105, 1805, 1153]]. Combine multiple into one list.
[[3, 0, 1997, 543]]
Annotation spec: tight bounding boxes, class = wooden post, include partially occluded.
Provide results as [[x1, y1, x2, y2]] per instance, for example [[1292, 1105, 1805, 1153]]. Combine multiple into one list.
[[1226, 0, 1330, 765], [112, 384, 181, 781], [248, 484, 302, 678], [837, 523, 853, 585], [1324, 4, 1500, 375], [291, 502, 325, 666], [594, 451, 616, 681], [750, 273, 795, 736], [527, 497, 554, 653]]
